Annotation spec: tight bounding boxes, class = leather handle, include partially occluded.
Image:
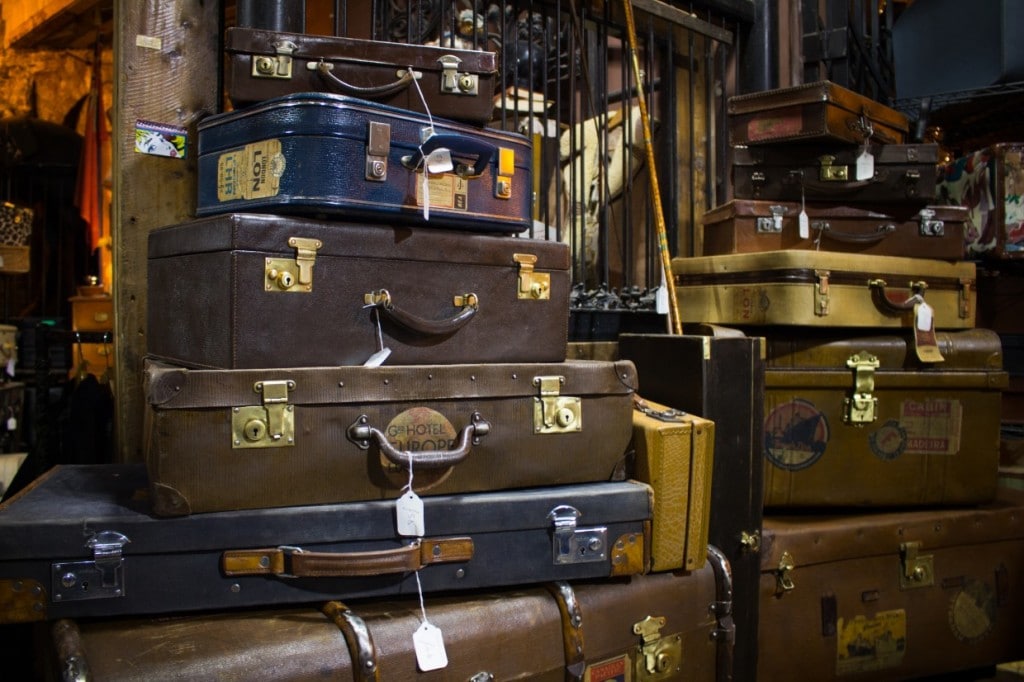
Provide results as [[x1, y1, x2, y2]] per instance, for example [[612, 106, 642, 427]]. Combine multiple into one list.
[[322, 602, 380, 682], [347, 412, 491, 469], [401, 133, 496, 178], [314, 61, 417, 98], [868, 278, 928, 313], [222, 537, 474, 578], [813, 221, 896, 244], [364, 289, 478, 337]]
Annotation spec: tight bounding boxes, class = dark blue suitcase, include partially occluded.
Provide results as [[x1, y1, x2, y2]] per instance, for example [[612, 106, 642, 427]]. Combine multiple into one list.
[[196, 93, 532, 233]]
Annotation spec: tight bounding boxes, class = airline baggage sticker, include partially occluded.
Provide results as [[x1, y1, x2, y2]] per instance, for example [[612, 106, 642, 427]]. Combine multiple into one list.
[[764, 399, 830, 471], [217, 139, 285, 202], [414, 173, 468, 211], [584, 654, 630, 682], [899, 398, 962, 455], [836, 609, 906, 675]]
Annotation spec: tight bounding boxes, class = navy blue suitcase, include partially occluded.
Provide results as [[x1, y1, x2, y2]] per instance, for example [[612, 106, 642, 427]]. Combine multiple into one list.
[[196, 93, 532, 233]]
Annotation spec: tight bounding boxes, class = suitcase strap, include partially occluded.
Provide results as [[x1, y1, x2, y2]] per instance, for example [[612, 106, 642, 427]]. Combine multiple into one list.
[[222, 537, 474, 578]]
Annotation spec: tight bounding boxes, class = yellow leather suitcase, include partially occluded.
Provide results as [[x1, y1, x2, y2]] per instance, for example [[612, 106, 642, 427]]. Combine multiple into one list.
[[671, 250, 976, 330], [632, 397, 715, 573]]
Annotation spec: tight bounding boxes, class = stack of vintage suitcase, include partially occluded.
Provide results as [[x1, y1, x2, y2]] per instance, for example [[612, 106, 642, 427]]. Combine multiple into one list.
[[0, 19, 733, 682], [661, 80, 1023, 681]]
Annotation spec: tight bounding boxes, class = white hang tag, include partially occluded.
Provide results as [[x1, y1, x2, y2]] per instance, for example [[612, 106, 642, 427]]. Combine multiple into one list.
[[6, 416, 16, 431], [413, 621, 448, 671], [655, 284, 669, 315], [422, 169, 430, 221], [916, 300, 934, 332], [396, 490, 425, 537], [855, 149, 875, 181], [798, 210, 810, 240], [424, 148, 454, 174], [5, 358, 14, 376], [362, 348, 392, 368]]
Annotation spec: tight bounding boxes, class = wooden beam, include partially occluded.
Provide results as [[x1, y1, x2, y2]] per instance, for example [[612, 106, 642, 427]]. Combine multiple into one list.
[[112, 0, 220, 462]]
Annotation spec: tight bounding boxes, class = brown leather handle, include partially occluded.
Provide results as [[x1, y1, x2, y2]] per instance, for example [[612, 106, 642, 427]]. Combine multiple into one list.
[[813, 221, 896, 244], [868, 278, 927, 313], [364, 289, 478, 337], [222, 537, 474, 578], [314, 61, 418, 98]]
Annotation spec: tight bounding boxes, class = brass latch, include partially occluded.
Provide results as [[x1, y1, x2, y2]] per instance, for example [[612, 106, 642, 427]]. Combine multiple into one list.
[[815, 270, 831, 316], [775, 551, 795, 594], [845, 352, 879, 424], [437, 55, 479, 95], [899, 541, 934, 590], [232, 379, 296, 449], [533, 375, 581, 435], [365, 121, 391, 182], [252, 40, 297, 79], [265, 237, 322, 293], [633, 615, 681, 680], [818, 154, 849, 181], [514, 253, 550, 300], [755, 205, 786, 234], [739, 530, 761, 553]]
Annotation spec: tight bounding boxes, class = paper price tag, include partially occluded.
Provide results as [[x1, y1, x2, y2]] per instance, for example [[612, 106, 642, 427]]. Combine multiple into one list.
[[363, 348, 392, 368], [798, 210, 810, 240], [6, 416, 15, 431], [424, 148, 454, 174], [916, 300, 934, 332], [413, 622, 448, 671], [5, 359, 13, 377], [396, 490, 425, 537], [856, 149, 875, 181]]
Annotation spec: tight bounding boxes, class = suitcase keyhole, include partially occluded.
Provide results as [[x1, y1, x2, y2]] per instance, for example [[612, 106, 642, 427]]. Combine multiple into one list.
[[244, 419, 268, 442]]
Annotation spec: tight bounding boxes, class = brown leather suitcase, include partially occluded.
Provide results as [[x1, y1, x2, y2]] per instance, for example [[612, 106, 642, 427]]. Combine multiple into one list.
[[146, 213, 569, 369], [728, 80, 909, 146], [700, 199, 967, 260], [761, 327, 1008, 508], [144, 357, 637, 516], [758, 487, 1024, 681], [47, 554, 734, 681], [224, 26, 498, 125], [731, 143, 939, 206]]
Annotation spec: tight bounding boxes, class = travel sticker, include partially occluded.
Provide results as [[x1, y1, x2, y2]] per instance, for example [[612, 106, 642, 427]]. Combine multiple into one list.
[[584, 654, 631, 682], [764, 399, 829, 471], [836, 610, 907, 675], [216, 139, 285, 202], [900, 399, 962, 455], [377, 407, 458, 491], [948, 578, 996, 643], [869, 420, 907, 461]]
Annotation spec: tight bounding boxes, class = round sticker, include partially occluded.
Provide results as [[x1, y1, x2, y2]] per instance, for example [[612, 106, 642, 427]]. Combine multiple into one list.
[[948, 578, 996, 643], [378, 407, 459, 491], [764, 399, 830, 471], [869, 420, 907, 461]]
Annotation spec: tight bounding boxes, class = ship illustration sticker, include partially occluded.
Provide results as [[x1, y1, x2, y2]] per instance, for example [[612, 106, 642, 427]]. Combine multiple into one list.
[[836, 610, 907, 675], [948, 578, 996, 643], [764, 399, 829, 471]]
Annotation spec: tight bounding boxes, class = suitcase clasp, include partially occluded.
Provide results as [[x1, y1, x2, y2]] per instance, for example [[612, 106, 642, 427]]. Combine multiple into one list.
[[533, 375, 581, 434], [548, 505, 607, 565], [514, 253, 551, 300], [775, 551, 796, 594], [818, 154, 849, 182], [899, 541, 934, 590], [265, 237, 321, 293], [633, 615, 682, 680], [756, 205, 786, 234], [231, 379, 296, 449], [252, 40, 296, 80], [844, 352, 879, 424], [438, 55, 479, 95], [918, 208, 944, 237], [51, 530, 130, 604]]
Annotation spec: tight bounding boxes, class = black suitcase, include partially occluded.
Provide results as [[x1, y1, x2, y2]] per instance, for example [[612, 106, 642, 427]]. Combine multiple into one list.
[[0, 464, 652, 623], [196, 93, 532, 233]]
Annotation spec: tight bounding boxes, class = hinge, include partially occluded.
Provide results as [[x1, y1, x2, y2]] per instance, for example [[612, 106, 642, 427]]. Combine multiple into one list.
[[365, 121, 391, 182], [959, 277, 973, 320], [232, 379, 296, 449], [775, 550, 796, 595], [755, 205, 786, 234], [533, 375, 581, 434], [548, 505, 607, 565], [265, 237, 322, 293], [899, 541, 934, 590], [437, 54, 479, 95], [844, 352, 879, 424], [633, 615, 682, 680], [918, 208, 944, 237], [251, 40, 297, 79], [51, 531, 130, 603], [818, 154, 849, 181], [814, 270, 831, 316], [514, 253, 551, 300]]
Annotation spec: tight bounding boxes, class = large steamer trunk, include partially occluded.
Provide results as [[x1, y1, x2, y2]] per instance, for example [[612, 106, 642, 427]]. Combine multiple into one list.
[[146, 213, 570, 369]]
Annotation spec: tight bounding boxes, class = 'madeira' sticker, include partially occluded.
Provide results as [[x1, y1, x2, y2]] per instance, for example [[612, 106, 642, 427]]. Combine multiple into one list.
[[764, 399, 829, 471]]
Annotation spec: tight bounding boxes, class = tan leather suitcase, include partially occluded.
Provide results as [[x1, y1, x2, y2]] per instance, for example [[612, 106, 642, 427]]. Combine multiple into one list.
[[48, 554, 734, 681], [632, 397, 715, 573], [758, 487, 1024, 681], [671, 250, 977, 329], [728, 80, 909, 146], [144, 357, 637, 516], [762, 328, 1008, 508], [700, 199, 966, 260]]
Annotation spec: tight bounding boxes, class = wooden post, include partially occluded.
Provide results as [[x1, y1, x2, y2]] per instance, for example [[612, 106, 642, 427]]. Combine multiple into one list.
[[112, 0, 221, 462]]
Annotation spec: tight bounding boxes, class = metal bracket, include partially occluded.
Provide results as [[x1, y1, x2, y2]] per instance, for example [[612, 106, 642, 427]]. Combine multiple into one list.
[[959, 277, 973, 320], [633, 615, 682, 680], [775, 551, 795, 595], [251, 40, 297, 79], [51, 531, 130, 603], [437, 55, 479, 95], [739, 530, 761, 553], [755, 205, 786, 234], [265, 237, 322, 293], [232, 379, 296, 449], [533, 375, 581, 434], [818, 154, 849, 181], [844, 352, 879, 424], [918, 208, 945, 237], [899, 541, 934, 590], [365, 121, 390, 182], [814, 270, 831, 317], [548, 505, 607, 565], [903, 169, 922, 196], [514, 253, 551, 300]]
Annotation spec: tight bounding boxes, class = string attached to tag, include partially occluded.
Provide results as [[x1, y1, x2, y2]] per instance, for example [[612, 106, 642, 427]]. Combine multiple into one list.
[[412, 570, 448, 671], [396, 450, 425, 537], [407, 66, 454, 222], [799, 182, 810, 241], [361, 306, 392, 367]]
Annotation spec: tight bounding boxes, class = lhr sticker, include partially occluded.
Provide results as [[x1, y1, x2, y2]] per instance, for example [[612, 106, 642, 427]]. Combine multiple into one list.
[[835, 610, 906, 676], [414, 173, 468, 211], [584, 654, 630, 682], [764, 399, 829, 471], [217, 139, 284, 202], [378, 407, 458, 491], [899, 399, 962, 455], [948, 578, 996, 643]]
